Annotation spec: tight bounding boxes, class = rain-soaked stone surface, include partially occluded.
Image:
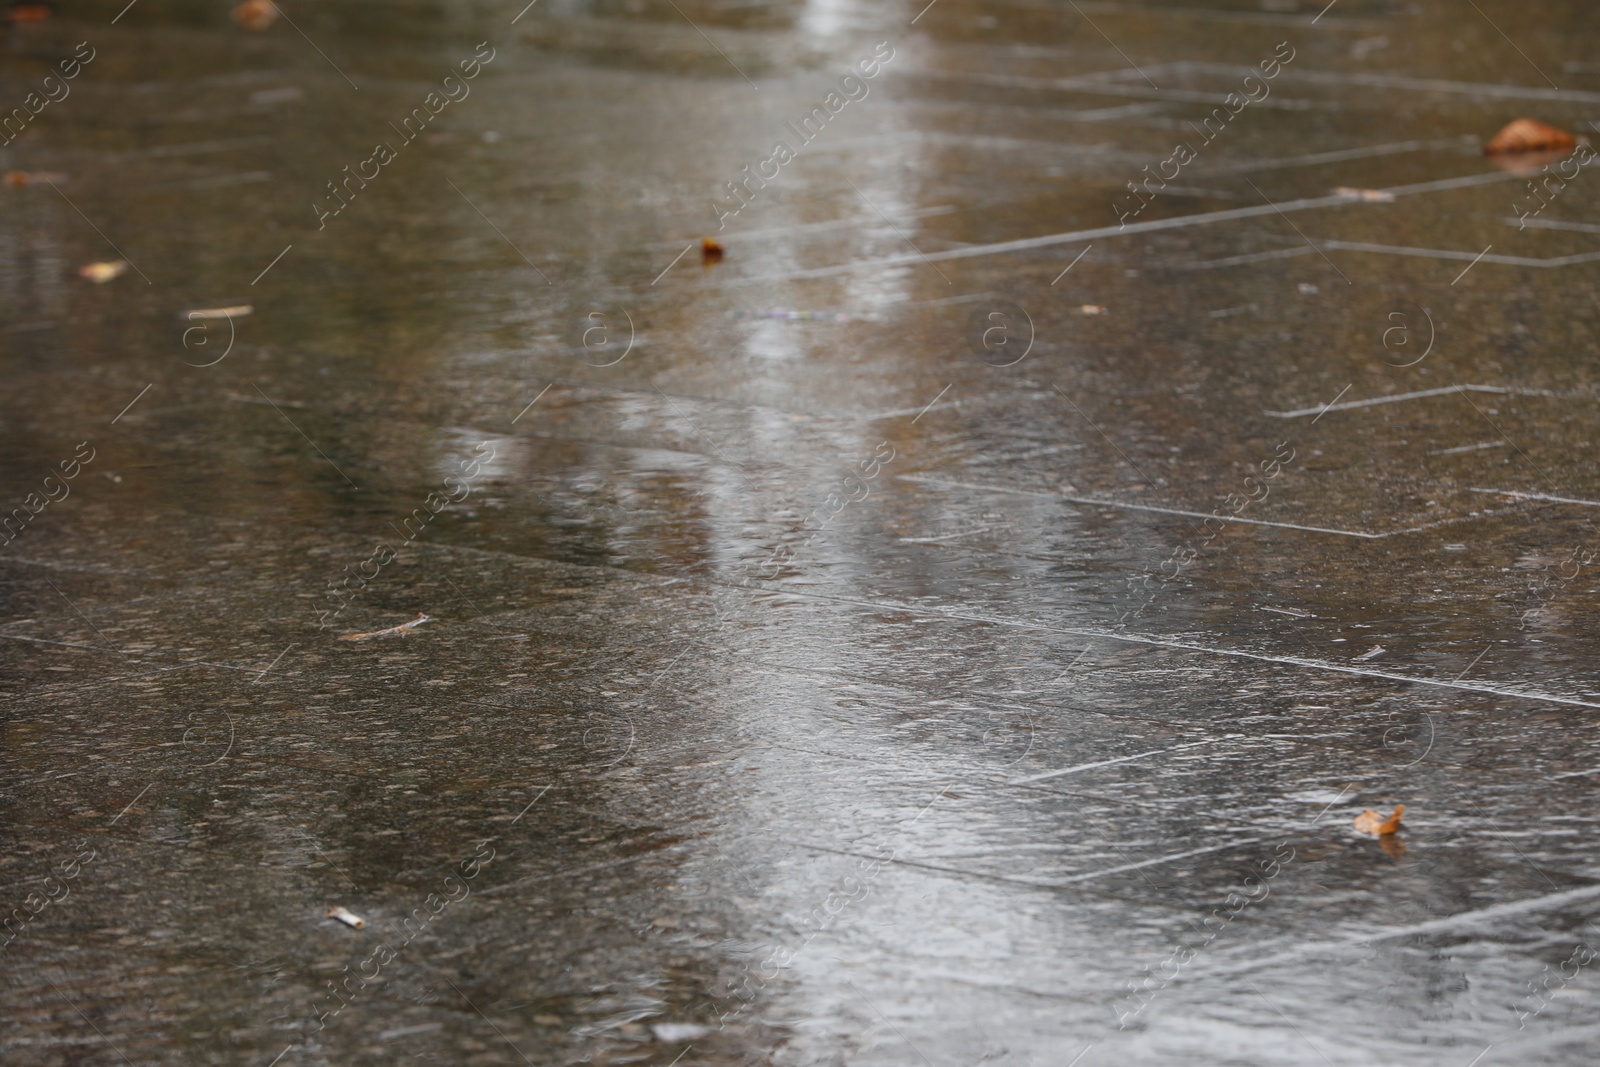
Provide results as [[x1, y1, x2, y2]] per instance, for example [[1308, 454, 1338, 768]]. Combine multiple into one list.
[[4, 0, 1600, 1063]]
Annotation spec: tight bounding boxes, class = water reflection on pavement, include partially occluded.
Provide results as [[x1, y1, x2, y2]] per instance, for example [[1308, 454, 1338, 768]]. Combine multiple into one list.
[[2, 1, 1599, 1064]]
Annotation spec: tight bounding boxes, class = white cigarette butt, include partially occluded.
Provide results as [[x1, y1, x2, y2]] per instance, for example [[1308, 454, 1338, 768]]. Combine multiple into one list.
[[327, 906, 365, 929]]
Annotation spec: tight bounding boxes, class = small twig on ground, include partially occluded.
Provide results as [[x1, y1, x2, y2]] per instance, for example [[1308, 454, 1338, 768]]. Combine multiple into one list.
[[337, 613, 432, 642]]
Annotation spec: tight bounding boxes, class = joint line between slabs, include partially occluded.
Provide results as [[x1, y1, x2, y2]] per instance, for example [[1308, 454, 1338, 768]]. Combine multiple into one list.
[[749, 587, 1600, 710], [896, 472, 1390, 538], [743, 169, 1531, 285]]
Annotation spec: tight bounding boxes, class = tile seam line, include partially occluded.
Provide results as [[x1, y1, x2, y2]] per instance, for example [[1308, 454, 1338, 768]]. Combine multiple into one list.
[[896, 474, 1385, 538], [0, 642, 1277, 743], [1266, 383, 1590, 418], [1202, 883, 1600, 977], [1469, 488, 1600, 507], [711, 658, 1277, 743], [1237, 64, 1600, 103], [0, 639, 265, 685], [1002, 7, 1390, 29], [894, 474, 1522, 539], [722, 170, 1523, 285], [909, 72, 1341, 111], [996, 7, 1379, 28], [794, 836, 1276, 893], [749, 589, 1600, 710], [239, 377, 951, 433], [787, 840, 1290, 922], [0, 663, 198, 706], [1317, 240, 1600, 268], [980, 59, 1600, 103]]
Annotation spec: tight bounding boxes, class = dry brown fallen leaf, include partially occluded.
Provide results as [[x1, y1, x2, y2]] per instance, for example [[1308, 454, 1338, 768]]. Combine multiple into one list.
[[1353, 804, 1405, 836], [701, 237, 725, 266], [1483, 118, 1576, 156], [4, 170, 68, 188], [232, 0, 279, 31], [5, 5, 51, 24], [78, 261, 128, 284]]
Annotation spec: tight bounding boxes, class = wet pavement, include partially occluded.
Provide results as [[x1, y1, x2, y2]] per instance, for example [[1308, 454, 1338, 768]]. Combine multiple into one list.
[[4, 0, 1600, 1064]]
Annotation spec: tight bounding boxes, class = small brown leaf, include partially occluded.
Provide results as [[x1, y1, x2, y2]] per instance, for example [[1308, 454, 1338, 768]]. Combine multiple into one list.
[[4, 170, 67, 188], [1353, 804, 1405, 836], [232, 0, 279, 31], [701, 237, 724, 266], [1483, 118, 1576, 156], [78, 261, 128, 284], [5, 5, 52, 24]]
